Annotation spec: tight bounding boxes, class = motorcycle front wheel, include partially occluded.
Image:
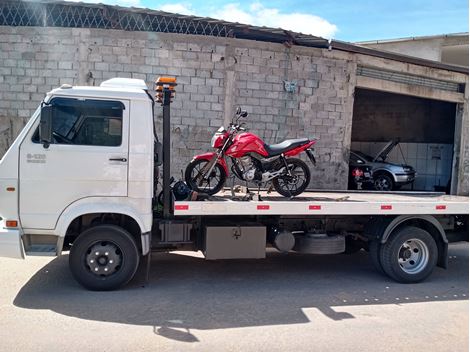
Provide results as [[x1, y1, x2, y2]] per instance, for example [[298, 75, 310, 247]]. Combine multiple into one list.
[[272, 158, 311, 197], [185, 159, 227, 195]]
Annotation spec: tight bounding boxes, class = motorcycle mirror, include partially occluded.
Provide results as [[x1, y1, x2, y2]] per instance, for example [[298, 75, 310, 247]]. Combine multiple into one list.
[[236, 106, 241, 115], [240, 111, 248, 118]]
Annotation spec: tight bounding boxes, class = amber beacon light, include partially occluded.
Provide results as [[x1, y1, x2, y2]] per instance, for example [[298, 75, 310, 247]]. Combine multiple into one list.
[[155, 76, 177, 104]]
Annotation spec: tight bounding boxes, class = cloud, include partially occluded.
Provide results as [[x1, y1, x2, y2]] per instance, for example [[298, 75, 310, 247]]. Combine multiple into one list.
[[211, 2, 337, 39], [65, 0, 338, 39]]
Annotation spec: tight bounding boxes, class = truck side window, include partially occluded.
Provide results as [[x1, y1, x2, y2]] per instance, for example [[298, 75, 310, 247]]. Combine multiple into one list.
[[33, 98, 124, 147]]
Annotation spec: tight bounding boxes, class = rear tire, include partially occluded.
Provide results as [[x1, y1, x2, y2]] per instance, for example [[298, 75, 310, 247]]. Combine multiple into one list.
[[185, 159, 227, 195], [273, 158, 311, 197], [379, 226, 438, 283], [69, 225, 140, 291]]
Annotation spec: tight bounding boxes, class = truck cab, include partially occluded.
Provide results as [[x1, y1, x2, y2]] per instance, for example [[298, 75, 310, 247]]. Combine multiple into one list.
[[0, 78, 155, 263]]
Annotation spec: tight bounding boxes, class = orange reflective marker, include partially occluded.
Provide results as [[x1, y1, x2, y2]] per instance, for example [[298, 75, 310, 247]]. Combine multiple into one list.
[[5, 220, 18, 228]]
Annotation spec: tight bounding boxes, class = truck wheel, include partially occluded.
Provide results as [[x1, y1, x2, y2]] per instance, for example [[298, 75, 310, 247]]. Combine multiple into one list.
[[379, 226, 438, 283], [368, 240, 384, 274], [69, 225, 140, 291]]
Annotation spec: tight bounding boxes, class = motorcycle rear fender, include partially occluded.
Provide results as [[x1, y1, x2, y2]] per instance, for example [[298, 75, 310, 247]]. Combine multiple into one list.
[[193, 152, 229, 175], [284, 140, 316, 157]]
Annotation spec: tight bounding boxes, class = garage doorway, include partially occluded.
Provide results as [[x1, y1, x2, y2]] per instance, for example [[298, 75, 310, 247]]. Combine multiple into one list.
[[351, 88, 456, 192]]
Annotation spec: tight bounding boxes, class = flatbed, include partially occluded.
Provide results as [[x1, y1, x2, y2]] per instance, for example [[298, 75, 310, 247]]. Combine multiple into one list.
[[175, 191, 469, 216]]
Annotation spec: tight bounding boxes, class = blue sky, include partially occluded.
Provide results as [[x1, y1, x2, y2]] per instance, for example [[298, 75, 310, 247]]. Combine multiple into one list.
[[72, 0, 469, 41]]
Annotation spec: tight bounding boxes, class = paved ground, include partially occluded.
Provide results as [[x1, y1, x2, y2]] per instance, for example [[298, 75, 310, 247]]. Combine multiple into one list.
[[0, 243, 468, 352]]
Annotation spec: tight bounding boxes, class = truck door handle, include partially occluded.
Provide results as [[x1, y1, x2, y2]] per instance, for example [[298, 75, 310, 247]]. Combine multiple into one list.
[[109, 157, 127, 162]]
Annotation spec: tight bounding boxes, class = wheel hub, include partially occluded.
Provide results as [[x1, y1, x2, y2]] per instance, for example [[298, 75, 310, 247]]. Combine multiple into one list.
[[86, 242, 122, 277], [400, 248, 412, 260], [397, 238, 429, 274]]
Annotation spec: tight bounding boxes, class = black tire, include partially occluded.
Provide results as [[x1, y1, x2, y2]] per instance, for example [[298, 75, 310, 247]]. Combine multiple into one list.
[[272, 158, 311, 197], [69, 225, 140, 291], [185, 159, 226, 195], [379, 226, 438, 283], [369, 240, 385, 275], [373, 172, 394, 191]]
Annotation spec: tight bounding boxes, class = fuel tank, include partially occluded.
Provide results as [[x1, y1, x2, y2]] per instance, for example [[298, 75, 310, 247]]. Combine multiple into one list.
[[225, 132, 269, 158]]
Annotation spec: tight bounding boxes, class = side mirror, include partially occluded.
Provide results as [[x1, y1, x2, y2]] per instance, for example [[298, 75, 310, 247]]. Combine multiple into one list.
[[236, 106, 241, 115], [240, 111, 248, 118], [39, 105, 53, 148]]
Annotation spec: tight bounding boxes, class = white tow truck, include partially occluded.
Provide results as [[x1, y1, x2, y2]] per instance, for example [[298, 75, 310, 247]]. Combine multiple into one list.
[[0, 77, 467, 290]]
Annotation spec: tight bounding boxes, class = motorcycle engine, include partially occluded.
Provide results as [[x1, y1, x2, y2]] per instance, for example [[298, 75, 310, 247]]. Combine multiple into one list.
[[239, 156, 259, 181]]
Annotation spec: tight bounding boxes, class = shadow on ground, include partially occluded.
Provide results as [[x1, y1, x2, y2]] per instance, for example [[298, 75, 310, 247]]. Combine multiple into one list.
[[14, 243, 468, 342]]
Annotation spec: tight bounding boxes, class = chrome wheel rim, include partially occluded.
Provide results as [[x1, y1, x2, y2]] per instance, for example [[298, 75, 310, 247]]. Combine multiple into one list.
[[397, 238, 429, 274]]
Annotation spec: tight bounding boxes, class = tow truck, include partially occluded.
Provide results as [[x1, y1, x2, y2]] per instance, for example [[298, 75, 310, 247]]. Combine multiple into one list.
[[0, 77, 467, 290]]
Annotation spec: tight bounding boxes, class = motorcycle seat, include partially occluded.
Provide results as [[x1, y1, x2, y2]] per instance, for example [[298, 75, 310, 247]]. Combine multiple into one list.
[[264, 138, 309, 156]]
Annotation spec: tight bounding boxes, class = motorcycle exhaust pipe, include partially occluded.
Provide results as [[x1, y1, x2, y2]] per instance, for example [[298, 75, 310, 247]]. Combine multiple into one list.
[[305, 148, 316, 166]]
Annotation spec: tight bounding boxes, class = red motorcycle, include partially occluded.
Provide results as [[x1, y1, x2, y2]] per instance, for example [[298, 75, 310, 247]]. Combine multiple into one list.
[[185, 107, 317, 197]]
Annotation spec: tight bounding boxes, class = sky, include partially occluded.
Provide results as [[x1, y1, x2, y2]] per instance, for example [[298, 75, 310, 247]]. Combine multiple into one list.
[[67, 0, 469, 41]]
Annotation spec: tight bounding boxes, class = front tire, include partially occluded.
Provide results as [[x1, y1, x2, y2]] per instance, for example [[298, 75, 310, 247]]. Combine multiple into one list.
[[379, 226, 438, 283], [185, 159, 226, 195], [69, 225, 140, 291], [374, 173, 394, 191], [272, 158, 311, 197]]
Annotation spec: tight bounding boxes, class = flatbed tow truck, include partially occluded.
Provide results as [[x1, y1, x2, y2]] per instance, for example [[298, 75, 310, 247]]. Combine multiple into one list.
[[0, 77, 467, 290]]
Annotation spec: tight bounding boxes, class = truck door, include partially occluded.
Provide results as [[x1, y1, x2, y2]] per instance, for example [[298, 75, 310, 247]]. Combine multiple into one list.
[[19, 98, 129, 230]]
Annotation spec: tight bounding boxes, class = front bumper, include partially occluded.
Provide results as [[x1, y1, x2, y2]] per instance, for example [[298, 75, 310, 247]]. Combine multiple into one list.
[[0, 220, 25, 259], [395, 173, 416, 185]]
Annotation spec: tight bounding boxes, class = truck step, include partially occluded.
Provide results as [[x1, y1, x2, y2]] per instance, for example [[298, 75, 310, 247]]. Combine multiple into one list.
[[25, 244, 57, 256]]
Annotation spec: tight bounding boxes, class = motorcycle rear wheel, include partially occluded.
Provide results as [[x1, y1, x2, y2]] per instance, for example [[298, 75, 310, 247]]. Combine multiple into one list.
[[272, 158, 311, 197], [185, 159, 227, 195]]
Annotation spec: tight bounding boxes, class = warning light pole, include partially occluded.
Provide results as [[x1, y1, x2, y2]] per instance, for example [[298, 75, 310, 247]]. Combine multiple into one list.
[[155, 77, 177, 219]]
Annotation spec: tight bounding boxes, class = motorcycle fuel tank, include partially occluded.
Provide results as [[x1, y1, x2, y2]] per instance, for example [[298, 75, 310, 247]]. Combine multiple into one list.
[[225, 132, 269, 158]]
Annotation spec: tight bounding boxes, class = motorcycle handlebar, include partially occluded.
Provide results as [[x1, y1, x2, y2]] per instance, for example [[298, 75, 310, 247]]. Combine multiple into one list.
[[228, 123, 246, 132]]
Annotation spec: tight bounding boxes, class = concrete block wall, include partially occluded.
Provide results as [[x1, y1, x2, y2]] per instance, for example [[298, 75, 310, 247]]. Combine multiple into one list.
[[0, 26, 355, 190]]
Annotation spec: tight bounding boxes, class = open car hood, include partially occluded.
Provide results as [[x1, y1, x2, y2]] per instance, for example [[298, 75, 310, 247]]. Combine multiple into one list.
[[373, 140, 399, 162]]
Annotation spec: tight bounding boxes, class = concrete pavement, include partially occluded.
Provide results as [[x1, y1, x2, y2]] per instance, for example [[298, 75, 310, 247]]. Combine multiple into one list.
[[0, 243, 468, 352]]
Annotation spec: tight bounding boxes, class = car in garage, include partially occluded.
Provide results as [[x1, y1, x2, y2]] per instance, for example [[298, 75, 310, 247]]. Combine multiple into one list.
[[349, 140, 416, 191]]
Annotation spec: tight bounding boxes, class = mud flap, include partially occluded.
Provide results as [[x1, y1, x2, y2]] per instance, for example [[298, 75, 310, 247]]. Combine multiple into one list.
[[305, 148, 316, 166]]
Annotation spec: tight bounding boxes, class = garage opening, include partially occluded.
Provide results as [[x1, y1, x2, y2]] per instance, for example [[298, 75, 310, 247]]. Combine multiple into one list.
[[351, 88, 456, 192]]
